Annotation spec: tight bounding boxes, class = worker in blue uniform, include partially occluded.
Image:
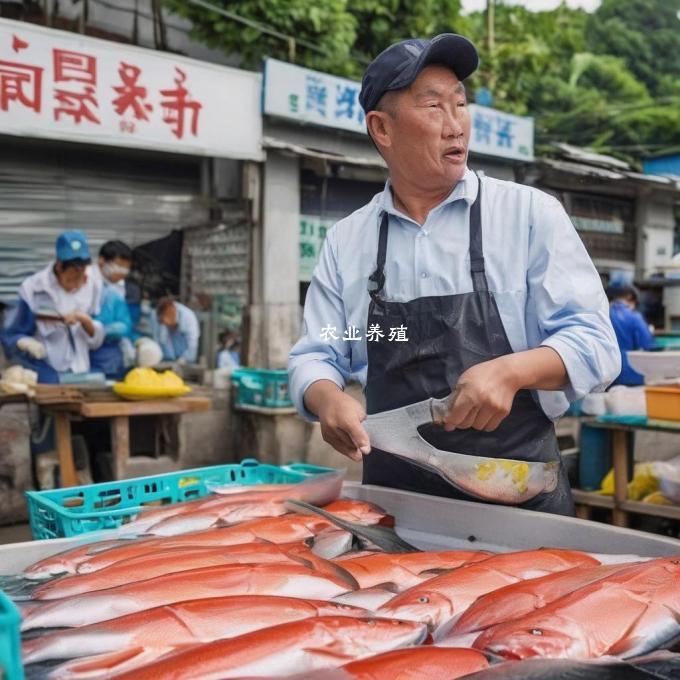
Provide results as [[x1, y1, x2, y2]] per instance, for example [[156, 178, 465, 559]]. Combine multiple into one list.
[[1, 230, 103, 384], [90, 241, 134, 379], [608, 286, 655, 386]]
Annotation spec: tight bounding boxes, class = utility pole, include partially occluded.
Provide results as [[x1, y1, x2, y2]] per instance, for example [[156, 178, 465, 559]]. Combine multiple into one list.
[[486, 0, 495, 91], [486, 0, 495, 55]]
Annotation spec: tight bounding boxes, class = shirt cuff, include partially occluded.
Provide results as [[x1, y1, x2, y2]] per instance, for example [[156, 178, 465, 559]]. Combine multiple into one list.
[[86, 320, 105, 350], [292, 361, 346, 422]]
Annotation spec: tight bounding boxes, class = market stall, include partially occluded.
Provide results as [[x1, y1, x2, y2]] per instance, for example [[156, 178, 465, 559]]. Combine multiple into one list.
[[1, 461, 679, 679]]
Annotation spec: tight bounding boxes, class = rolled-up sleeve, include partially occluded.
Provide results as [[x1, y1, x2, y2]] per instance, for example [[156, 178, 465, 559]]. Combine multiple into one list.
[[289, 226, 351, 421], [527, 193, 620, 402], [84, 320, 105, 350]]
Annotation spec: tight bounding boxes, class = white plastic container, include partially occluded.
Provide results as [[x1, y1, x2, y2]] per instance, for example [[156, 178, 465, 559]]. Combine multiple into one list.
[[605, 385, 647, 416]]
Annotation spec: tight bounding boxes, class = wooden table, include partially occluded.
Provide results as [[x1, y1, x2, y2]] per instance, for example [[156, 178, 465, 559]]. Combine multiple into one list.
[[45, 396, 211, 486], [573, 418, 680, 527]]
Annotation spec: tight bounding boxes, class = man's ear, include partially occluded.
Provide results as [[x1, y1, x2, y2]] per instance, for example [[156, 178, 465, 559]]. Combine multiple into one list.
[[366, 111, 392, 149]]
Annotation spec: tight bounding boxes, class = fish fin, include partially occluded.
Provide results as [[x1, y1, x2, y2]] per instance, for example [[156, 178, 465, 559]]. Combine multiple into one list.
[[285, 500, 419, 553], [303, 645, 353, 662], [85, 539, 136, 556], [48, 646, 165, 678], [286, 548, 360, 590], [1, 577, 39, 601], [419, 567, 457, 577], [369, 582, 400, 593]]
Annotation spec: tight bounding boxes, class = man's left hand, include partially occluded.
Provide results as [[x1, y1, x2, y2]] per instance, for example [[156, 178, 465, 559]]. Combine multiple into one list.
[[443, 355, 521, 432]]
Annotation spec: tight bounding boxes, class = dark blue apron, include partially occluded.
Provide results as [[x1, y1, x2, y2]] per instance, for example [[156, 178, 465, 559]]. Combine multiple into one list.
[[363, 175, 574, 516]]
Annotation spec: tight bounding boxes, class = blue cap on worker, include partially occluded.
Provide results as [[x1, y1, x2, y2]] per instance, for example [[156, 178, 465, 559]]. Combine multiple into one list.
[[55, 230, 91, 262], [359, 33, 479, 115]]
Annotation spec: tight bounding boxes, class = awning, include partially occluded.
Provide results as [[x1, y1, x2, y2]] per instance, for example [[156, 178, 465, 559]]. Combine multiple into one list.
[[263, 136, 386, 169]]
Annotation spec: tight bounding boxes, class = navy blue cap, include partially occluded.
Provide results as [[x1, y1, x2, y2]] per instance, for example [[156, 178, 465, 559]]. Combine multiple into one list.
[[359, 33, 479, 114], [55, 230, 91, 262]]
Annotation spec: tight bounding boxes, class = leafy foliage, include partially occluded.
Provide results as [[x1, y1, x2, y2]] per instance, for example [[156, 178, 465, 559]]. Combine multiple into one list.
[[162, 0, 680, 163]]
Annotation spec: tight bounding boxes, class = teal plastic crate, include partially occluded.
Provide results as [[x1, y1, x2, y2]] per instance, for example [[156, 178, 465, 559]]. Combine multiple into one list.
[[232, 368, 292, 408], [25, 458, 334, 540], [0, 590, 22, 680]]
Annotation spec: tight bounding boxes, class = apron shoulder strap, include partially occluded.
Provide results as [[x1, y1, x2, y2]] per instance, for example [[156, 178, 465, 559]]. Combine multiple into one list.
[[367, 211, 389, 301], [469, 173, 489, 293]]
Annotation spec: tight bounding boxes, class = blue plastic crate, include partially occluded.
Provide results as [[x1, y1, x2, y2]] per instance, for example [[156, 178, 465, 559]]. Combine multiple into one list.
[[25, 458, 335, 540], [0, 590, 22, 680], [232, 368, 292, 408]]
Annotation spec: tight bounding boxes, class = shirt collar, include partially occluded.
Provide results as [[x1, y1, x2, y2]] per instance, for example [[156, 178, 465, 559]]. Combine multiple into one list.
[[378, 167, 479, 220]]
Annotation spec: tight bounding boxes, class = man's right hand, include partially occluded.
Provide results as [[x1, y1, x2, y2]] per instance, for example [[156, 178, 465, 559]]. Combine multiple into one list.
[[17, 337, 46, 360], [304, 380, 371, 462]]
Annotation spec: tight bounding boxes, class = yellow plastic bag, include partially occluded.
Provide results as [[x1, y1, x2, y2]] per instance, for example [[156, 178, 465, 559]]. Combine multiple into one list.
[[597, 463, 658, 500], [598, 468, 615, 496]]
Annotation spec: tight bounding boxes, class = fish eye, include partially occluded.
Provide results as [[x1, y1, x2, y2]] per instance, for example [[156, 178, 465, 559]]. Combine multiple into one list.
[[418, 596, 429, 604], [531, 628, 543, 636]]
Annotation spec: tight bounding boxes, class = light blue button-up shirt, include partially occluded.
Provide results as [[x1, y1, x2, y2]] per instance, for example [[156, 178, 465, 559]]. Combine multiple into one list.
[[151, 302, 200, 363], [289, 168, 620, 421]]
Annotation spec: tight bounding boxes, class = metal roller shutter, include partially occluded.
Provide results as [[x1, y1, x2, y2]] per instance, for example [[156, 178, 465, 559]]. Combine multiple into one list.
[[0, 137, 209, 299]]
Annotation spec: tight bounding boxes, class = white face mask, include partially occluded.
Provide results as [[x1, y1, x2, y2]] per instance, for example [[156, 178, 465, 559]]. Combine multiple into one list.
[[102, 262, 130, 279]]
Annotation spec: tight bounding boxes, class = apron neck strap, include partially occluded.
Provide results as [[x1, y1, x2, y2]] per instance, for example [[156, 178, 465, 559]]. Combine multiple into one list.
[[367, 172, 488, 299], [469, 172, 488, 293]]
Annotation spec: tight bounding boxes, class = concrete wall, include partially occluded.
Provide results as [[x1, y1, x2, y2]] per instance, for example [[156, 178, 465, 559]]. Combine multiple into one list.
[[246, 150, 302, 369], [635, 193, 677, 278]]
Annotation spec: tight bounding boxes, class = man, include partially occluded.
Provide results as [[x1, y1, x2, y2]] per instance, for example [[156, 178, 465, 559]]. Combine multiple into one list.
[[151, 297, 200, 364], [608, 286, 654, 386], [1, 230, 103, 383], [289, 34, 620, 515], [90, 240, 134, 379]]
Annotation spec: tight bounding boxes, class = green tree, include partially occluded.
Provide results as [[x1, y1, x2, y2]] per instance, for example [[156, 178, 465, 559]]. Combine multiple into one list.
[[586, 0, 680, 96], [162, 0, 359, 77]]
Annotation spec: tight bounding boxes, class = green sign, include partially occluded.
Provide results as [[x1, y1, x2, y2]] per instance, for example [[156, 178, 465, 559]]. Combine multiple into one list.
[[300, 215, 334, 282], [571, 215, 624, 234]]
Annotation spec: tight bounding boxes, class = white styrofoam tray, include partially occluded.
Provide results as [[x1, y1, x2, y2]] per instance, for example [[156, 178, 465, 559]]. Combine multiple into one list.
[[1, 483, 678, 574], [628, 350, 680, 382]]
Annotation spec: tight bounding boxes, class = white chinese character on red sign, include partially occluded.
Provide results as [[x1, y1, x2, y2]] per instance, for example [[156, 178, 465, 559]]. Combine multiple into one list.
[[0, 60, 42, 112], [160, 67, 202, 139], [53, 49, 100, 124], [112, 62, 153, 124]]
